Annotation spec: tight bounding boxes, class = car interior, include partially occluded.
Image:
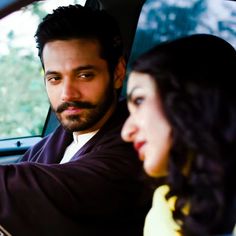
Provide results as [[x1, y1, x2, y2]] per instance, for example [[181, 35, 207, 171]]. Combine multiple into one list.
[[1, 0, 236, 165]]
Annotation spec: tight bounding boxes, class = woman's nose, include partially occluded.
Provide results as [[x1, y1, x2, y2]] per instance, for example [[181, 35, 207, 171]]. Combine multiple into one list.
[[121, 116, 137, 142]]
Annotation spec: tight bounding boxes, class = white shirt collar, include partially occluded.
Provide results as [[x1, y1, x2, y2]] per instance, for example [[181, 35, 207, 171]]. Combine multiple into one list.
[[60, 130, 99, 164]]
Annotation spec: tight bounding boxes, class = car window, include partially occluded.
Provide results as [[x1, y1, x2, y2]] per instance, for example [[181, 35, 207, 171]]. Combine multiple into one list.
[[130, 0, 236, 66], [0, 0, 86, 141]]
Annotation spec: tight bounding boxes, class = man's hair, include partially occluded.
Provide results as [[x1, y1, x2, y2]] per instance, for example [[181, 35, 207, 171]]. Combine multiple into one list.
[[35, 4, 123, 74]]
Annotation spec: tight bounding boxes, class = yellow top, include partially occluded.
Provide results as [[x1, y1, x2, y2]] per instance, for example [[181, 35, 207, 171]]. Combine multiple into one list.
[[233, 224, 236, 236], [144, 185, 181, 236], [144, 185, 235, 236]]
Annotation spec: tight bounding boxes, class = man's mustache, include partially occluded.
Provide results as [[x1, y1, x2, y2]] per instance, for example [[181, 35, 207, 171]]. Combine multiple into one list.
[[56, 101, 96, 113]]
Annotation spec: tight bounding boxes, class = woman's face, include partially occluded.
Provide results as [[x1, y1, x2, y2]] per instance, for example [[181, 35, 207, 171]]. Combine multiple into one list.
[[121, 72, 172, 177]]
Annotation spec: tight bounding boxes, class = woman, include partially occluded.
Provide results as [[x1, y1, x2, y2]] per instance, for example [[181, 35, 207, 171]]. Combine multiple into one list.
[[121, 34, 236, 236]]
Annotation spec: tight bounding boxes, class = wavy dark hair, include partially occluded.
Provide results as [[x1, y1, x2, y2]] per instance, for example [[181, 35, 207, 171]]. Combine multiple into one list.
[[35, 4, 123, 76], [131, 34, 236, 235]]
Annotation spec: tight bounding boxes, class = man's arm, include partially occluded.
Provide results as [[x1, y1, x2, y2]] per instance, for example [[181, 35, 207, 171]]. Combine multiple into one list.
[[0, 138, 150, 235]]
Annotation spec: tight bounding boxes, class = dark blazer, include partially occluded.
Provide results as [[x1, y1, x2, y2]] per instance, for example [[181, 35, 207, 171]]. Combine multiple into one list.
[[0, 100, 152, 236]]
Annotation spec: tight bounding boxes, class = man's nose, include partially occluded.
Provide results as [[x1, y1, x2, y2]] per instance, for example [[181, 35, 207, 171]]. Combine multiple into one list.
[[61, 79, 81, 102]]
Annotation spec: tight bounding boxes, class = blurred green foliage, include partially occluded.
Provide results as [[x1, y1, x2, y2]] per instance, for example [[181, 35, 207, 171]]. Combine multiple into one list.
[[0, 42, 49, 138], [130, 0, 236, 65], [0, 2, 49, 139], [0, 0, 83, 139], [124, 0, 236, 96]]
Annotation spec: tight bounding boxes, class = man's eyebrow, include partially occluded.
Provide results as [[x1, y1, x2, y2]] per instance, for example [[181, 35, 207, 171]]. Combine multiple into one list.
[[44, 65, 96, 77], [74, 65, 96, 72], [45, 70, 60, 77]]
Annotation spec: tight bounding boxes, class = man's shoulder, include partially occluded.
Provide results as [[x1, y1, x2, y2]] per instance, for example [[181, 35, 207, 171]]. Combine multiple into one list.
[[35, 125, 70, 147], [21, 125, 72, 162]]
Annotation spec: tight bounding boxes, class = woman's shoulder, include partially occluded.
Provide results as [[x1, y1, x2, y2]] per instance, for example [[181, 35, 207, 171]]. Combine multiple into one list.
[[144, 185, 181, 236]]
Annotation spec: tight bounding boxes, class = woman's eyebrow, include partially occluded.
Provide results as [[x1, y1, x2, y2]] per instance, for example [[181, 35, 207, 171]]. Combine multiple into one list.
[[127, 86, 139, 102]]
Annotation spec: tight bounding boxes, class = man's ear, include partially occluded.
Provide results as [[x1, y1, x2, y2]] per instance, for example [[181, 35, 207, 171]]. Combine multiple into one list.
[[113, 56, 126, 89]]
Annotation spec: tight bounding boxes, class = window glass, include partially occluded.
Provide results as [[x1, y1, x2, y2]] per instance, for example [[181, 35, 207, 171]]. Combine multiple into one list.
[[0, 0, 86, 140], [130, 0, 236, 65]]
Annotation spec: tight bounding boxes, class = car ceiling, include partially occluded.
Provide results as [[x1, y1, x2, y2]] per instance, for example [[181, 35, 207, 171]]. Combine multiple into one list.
[[0, 0, 38, 19]]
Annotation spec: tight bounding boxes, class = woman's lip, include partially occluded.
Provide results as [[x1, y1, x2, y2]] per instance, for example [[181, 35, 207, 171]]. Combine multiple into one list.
[[134, 141, 145, 152], [134, 141, 146, 161]]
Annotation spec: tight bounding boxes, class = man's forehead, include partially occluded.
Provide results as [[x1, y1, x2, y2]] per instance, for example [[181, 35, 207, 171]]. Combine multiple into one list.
[[42, 38, 103, 63]]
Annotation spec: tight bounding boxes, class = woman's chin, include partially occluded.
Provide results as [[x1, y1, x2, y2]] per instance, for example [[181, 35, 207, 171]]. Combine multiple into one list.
[[144, 162, 168, 178]]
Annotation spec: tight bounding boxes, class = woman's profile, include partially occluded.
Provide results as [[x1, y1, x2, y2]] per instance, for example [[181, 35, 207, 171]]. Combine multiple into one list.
[[122, 34, 236, 236]]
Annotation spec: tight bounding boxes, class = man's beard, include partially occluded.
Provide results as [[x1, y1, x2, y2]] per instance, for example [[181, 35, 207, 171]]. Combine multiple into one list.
[[53, 82, 115, 132]]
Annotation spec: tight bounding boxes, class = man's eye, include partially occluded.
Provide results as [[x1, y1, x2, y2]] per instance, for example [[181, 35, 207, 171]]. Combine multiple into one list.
[[47, 76, 60, 82], [79, 73, 94, 79]]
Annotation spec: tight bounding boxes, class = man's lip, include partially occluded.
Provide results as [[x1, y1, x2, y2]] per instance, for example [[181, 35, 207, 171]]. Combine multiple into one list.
[[66, 106, 81, 110], [63, 107, 83, 114]]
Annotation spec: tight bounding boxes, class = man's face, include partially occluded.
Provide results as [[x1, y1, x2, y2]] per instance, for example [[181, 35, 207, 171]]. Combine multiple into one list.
[[42, 39, 123, 133]]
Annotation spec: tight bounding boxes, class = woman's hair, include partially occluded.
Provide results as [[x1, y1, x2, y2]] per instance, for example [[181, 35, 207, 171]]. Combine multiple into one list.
[[132, 34, 236, 235]]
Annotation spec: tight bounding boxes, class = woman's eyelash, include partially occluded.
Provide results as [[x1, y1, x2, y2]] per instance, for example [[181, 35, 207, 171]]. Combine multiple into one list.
[[133, 96, 144, 105]]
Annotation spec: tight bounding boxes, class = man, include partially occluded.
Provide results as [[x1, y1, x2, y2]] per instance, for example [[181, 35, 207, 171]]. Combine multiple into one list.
[[0, 4, 152, 236]]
